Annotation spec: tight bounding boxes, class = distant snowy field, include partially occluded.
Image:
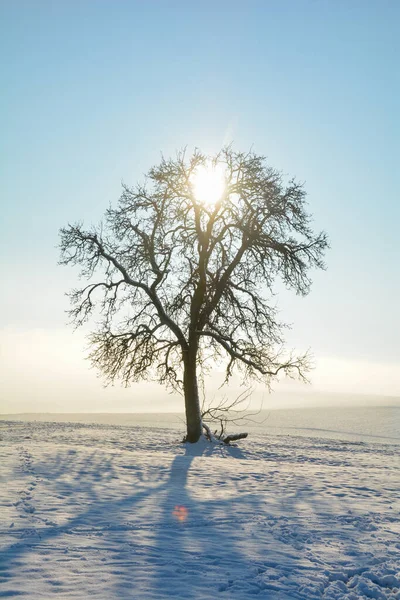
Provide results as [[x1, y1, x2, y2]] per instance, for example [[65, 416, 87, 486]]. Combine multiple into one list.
[[0, 416, 399, 599]]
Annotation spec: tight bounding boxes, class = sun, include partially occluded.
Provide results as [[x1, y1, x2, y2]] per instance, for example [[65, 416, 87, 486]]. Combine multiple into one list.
[[190, 162, 226, 206]]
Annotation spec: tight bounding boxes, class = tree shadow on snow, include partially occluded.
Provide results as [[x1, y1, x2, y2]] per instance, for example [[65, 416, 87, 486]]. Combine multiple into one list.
[[1, 439, 261, 599], [111, 440, 262, 598], [1, 435, 387, 598]]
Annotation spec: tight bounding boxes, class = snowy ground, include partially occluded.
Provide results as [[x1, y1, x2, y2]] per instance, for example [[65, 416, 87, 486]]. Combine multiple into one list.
[[0, 420, 399, 599]]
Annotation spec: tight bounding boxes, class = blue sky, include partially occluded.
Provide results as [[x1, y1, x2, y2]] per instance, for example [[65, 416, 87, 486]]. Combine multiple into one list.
[[1, 1, 399, 411]]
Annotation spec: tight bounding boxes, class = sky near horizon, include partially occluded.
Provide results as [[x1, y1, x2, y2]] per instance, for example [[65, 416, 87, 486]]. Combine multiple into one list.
[[1, 1, 399, 413]]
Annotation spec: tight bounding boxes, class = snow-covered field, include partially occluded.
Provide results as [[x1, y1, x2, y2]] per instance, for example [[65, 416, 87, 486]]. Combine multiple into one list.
[[0, 419, 399, 599]]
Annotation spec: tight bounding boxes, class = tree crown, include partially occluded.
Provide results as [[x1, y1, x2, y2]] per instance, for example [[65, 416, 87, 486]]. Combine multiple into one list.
[[60, 147, 328, 391]]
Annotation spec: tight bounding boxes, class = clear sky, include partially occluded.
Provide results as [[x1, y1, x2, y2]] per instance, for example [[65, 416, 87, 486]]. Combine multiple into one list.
[[1, 0, 399, 413]]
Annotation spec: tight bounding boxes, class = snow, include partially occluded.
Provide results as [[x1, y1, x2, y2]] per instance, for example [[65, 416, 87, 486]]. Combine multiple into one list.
[[0, 419, 399, 599]]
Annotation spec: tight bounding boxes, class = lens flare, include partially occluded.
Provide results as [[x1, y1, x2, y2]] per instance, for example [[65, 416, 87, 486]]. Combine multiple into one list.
[[173, 505, 188, 522]]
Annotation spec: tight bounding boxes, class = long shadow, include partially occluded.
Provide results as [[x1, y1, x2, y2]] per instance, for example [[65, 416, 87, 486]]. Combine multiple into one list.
[[1, 438, 255, 599], [110, 440, 257, 598], [2, 429, 393, 598], [140, 442, 274, 599]]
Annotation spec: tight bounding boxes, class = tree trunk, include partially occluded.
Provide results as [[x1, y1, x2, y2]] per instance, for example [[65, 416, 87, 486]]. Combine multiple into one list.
[[183, 351, 202, 443]]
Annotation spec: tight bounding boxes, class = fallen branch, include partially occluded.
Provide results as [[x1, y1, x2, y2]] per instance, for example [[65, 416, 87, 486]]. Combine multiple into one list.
[[202, 422, 213, 441], [223, 432, 248, 444], [201, 422, 247, 445]]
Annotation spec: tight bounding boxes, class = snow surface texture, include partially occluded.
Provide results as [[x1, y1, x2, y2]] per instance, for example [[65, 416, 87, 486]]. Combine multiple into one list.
[[0, 420, 399, 599]]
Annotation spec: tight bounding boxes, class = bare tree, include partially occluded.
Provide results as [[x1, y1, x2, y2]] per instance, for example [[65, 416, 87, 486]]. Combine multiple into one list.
[[59, 147, 328, 443]]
